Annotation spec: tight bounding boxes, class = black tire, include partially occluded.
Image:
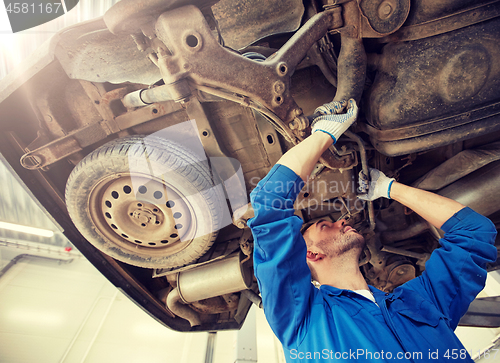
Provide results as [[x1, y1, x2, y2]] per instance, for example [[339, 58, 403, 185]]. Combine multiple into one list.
[[65, 135, 225, 268]]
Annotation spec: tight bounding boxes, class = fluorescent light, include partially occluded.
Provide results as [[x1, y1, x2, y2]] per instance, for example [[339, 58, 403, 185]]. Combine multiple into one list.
[[0, 221, 54, 237], [8, 309, 64, 327]]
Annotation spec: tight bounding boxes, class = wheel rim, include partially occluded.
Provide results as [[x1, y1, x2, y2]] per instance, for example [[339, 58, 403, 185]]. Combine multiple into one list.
[[89, 173, 197, 256]]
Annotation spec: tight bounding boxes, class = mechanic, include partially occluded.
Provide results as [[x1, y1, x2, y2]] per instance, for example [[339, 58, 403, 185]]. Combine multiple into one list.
[[248, 99, 497, 362]]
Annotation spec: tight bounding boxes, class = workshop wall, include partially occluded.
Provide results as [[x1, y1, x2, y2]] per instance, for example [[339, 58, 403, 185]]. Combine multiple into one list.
[[0, 249, 284, 363]]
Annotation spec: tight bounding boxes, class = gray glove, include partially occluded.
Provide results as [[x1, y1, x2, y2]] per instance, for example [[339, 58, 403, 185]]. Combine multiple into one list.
[[311, 99, 358, 143], [358, 168, 395, 201]]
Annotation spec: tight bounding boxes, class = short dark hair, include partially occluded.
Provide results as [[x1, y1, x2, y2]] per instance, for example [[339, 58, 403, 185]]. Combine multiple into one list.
[[300, 221, 315, 235]]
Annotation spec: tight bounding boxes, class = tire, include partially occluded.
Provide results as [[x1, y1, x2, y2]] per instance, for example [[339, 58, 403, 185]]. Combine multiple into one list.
[[65, 135, 225, 269]]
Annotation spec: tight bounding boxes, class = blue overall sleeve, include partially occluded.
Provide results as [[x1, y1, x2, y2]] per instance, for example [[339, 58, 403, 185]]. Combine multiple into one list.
[[402, 207, 497, 329], [247, 164, 316, 348]]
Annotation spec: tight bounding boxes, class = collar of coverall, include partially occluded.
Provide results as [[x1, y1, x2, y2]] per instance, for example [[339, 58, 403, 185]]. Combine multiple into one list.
[[320, 285, 403, 301]]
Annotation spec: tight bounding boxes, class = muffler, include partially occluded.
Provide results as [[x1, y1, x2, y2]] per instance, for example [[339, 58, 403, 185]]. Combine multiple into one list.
[[166, 252, 253, 326]]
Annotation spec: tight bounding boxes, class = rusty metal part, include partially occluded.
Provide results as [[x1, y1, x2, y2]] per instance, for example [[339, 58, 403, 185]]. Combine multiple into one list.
[[197, 84, 352, 170], [344, 131, 375, 230], [381, 245, 430, 263], [358, 247, 371, 266], [359, 0, 410, 36], [361, 244, 397, 290], [21, 125, 106, 170], [370, 21, 500, 126], [166, 287, 201, 327], [233, 203, 254, 229], [154, 5, 343, 126], [180, 97, 248, 205], [20, 103, 181, 170], [362, 102, 500, 142], [334, 0, 410, 38], [122, 86, 174, 108], [212, 0, 305, 50], [54, 18, 161, 85], [363, 234, 420, 291], [238, 228, 253, 258], [115, 102, 183, 130], [333, 35, 366, 104], [381, 220, 430, 244], [6, 132, 67, 212], [310, 14, 368, 171], [101, 87, 131, 106], [365, 18, 500, 156], [78, 81, 120, 132], [323, 0, 352, 7], [191, 294, 239, 314], [384, 263, 416, 291], [413, 141, 500, 191], [381, 0, 500, 42], [253, 109, 283, 167], [320, 147, 358, 173], [296, 167, 357, 210], [304, 60, 361, 170], [104, 0, 219, 35], [288, 115, 310, 133], [300, 41, 338, 87], [28, 5, 350, 171], [194, 84, 293, 143], [362, 102, 500, 157], [203, 99, 282, 204]]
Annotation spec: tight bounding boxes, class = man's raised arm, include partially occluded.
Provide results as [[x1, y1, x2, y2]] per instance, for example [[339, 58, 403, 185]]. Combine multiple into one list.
[[247, 99, 359, 347], [359, 168, 465, 228], [360, 168, 497, 327]]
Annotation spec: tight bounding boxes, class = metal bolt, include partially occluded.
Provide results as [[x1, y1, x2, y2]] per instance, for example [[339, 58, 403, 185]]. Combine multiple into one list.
[[378, 1, 394, 19], [292, 108, 304, 118], [289, 115, 308, 131], [273, 81, 285, 95]]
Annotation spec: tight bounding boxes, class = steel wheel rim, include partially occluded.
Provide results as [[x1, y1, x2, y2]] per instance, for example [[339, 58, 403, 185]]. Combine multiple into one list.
[[89, 173, 196, 255]]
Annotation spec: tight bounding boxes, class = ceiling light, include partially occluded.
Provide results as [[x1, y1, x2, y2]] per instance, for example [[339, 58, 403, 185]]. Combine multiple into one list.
[[0, 221, 54, 237]]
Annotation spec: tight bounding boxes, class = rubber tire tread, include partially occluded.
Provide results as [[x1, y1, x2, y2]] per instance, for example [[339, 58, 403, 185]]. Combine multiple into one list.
[[65, 135, 224, 269]]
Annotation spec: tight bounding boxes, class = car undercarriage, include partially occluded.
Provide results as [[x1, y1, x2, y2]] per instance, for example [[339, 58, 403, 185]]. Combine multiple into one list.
[[0, 0, 499, 332]]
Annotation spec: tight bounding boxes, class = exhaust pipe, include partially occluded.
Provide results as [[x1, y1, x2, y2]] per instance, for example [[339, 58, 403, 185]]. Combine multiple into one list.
[[166, 252, 253, 326], [166, 288, 202, 327]]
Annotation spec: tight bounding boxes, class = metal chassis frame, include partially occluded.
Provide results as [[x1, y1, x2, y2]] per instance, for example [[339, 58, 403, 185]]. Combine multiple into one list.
[[154, 5, 343, 132]]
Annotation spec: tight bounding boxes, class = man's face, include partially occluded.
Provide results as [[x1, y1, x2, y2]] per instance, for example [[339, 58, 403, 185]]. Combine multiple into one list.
[[303, 219, 365, 261]]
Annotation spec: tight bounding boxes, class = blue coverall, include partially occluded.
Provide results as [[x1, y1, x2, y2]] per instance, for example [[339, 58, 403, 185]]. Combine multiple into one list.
[[248, 164, 497, 362]]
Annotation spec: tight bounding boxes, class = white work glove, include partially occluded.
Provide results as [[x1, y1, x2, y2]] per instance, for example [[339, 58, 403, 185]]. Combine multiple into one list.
[[311, 98, 358, 143], [358, 168, 395, 201]]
